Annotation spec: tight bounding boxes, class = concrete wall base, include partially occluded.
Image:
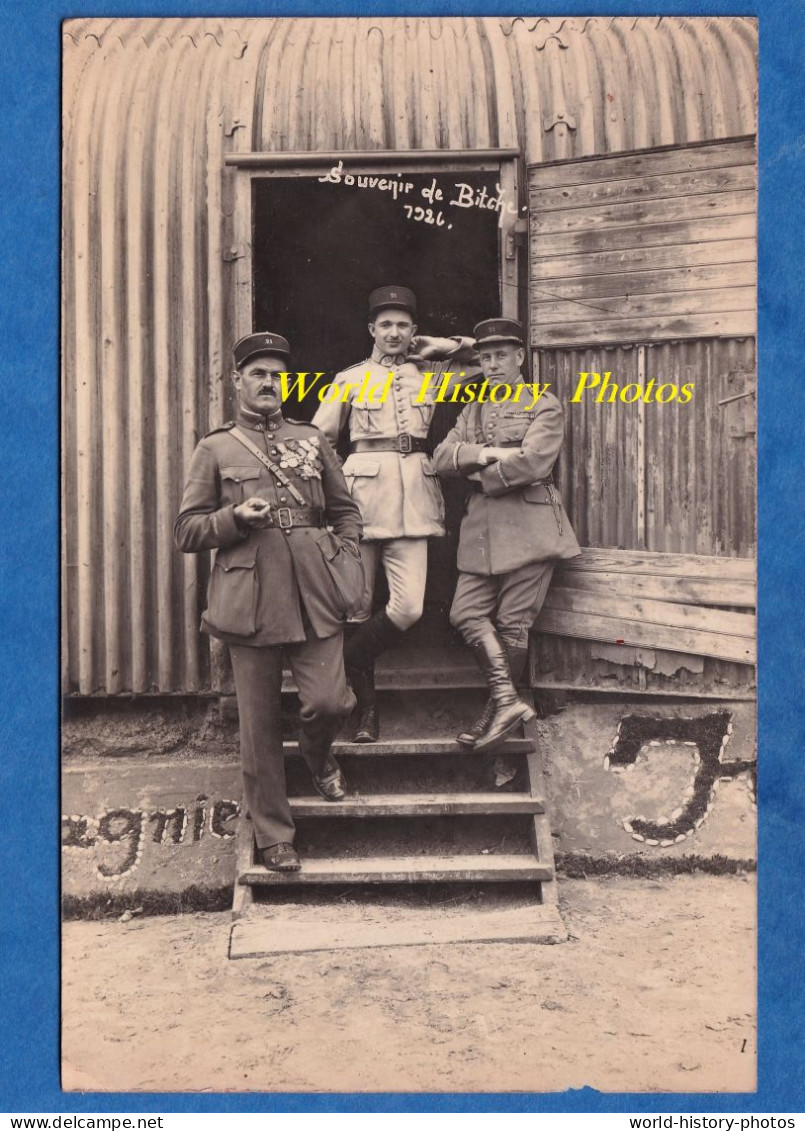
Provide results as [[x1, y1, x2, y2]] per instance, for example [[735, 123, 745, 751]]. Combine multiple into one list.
[[62, 695, 755, 904]]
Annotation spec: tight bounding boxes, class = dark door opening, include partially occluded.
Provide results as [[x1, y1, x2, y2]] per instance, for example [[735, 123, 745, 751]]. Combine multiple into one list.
[[251, 170, 503, 657], [252, 171, 501, 399]]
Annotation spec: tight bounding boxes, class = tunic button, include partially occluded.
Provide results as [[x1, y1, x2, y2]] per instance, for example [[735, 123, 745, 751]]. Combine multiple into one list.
[[279, 496, 287, 503], [284, 529, 291, 536]]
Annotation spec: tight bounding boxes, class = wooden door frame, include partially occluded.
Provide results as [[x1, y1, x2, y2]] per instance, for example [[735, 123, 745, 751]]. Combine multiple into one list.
[[225, 149, 524, 339]]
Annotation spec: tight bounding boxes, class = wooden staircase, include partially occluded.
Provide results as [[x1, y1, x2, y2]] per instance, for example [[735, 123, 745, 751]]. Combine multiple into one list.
[[229, 690, 566, 956]]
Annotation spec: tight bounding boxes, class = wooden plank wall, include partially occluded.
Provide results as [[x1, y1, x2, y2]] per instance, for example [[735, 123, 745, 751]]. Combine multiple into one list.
[[531, 549, 756, 697], [538, 337, 756, 558], [536, 344, 641, 550], [645, 338, 756, 556], [529, 137, 756, 348], [536, 549, 755, 665]]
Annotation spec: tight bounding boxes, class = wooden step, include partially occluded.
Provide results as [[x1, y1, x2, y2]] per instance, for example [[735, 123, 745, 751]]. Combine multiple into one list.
[[230, 905, 568, 957], [280, 667, 485, 694], [283, 737, 534, 757], [239, 853, 553, 886], [287, 791, 545, 817]]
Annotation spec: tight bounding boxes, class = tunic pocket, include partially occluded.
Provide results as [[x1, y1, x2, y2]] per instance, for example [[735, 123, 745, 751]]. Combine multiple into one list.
[[315, 532, 366, 619], [351, 403, 384, 434], [202, 542, 259, 638], [409, 391, 435, 429], [497, 421, 528, 444], [342, 457, 380, 511], [422, 463, 446, 524], [219, 465, 261, 504]]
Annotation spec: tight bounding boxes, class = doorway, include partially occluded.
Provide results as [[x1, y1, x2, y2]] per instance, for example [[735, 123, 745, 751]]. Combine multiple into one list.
[[252, 171, 501, 393], [249, 167, 506, 661]]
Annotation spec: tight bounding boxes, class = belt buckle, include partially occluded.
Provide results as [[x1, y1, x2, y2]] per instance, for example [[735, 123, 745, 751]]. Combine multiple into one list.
[[398, 433, 412, 454], [276, 507, 293, 529]]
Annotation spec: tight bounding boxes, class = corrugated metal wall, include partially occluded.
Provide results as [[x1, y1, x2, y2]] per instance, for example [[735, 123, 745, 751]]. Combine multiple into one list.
[[62, 16, 757, 695]]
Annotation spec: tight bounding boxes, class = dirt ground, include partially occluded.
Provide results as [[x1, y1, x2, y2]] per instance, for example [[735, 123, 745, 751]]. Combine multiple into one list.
[[61, 874, 755, 1095]]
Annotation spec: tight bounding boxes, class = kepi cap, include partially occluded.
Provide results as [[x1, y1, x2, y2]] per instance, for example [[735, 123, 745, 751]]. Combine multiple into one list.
[[233, 331, 290, 368], [368, 285, 417, 319], [473, 317, 524, 348]]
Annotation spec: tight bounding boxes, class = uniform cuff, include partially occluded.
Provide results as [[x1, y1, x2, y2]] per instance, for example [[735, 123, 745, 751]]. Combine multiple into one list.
[[216, 504, 249, 545], [449, 335, 480, 362], [479, 462, 510, 496], [457, 443, 487, 472]]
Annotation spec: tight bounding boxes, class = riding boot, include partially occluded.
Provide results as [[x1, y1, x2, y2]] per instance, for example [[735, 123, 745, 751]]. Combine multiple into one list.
[[503, 643, 529, 689], [343, 610, 404, 743], [350, 665, 378, 744], [471, 631, 536, 754], [456, 694, 494, 747], [457, 643, 529, 746]]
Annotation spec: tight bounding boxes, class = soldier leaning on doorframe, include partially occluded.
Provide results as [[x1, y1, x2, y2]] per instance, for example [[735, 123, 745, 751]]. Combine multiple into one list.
[[312, 284, 478, 743], [432, 317, 581, 754], [174, 332, 364, 874]]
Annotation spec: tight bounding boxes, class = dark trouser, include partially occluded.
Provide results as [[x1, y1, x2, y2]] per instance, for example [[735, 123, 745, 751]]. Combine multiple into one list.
[[229, 632, 355, 849], [449, 560, 556, 649]]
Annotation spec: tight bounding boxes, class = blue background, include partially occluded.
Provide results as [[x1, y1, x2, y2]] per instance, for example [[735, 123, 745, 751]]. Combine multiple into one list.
[[0, 0, 802, 1114]]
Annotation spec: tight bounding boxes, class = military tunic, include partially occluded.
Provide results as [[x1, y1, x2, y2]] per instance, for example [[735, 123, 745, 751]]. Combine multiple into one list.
[[432, 388, 580, 575], [312, 346, 473, 540], [174, 408, 364, 644]]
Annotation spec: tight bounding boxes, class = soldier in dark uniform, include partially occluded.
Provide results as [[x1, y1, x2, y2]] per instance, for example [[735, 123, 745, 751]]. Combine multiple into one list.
[[174, 332, 364, 872], [313, 285, 476, 742], [432, 318, 581, 753]]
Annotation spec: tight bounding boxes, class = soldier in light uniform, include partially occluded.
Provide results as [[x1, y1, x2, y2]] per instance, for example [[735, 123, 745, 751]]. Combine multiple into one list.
[[432, 318, 581, 752], [312, 285, 476, 741], [174, 332, 364, 872]]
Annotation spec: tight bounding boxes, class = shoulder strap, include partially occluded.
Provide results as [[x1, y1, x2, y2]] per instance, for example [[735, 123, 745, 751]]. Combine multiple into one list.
[[229, 426, 307, 506]]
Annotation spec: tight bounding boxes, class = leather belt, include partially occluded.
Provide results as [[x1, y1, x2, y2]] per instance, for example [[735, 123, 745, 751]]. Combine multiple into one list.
[[351, 435, 430, 455], [262, 505, 325, 529]]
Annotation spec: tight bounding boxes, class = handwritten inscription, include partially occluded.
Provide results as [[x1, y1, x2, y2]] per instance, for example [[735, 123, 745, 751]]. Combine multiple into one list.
[[318, 162, 521, 229], [62, 797, 241, 881]]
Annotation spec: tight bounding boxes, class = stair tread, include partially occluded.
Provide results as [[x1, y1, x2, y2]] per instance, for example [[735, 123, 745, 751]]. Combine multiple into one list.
[[288, 791, 544, 815], [230, 905, 567, 956], [240, 853, 553, 885], [282, 668, 485, 693], [283, 737, 534, 756]]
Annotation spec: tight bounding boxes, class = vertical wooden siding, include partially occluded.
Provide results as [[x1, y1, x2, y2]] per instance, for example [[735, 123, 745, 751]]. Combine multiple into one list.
[[529, 138, 756, 348], [536, 346, 641, 550], [538, 338, 756, 559], [645, 338, 756, 556], [532, 339, 756, 695]]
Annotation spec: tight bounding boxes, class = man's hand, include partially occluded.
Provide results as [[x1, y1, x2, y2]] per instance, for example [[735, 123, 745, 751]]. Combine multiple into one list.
[[234, 497, 272, 528], [340, 537, 362, 559], [409, 335, 458, 361], [477, 446, 515, 466]]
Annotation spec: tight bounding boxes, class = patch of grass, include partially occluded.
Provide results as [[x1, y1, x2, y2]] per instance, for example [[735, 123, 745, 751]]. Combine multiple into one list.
[[61, 885, 234, 920], [61, 855, 757, 920], [556, 852, 756, 879]]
